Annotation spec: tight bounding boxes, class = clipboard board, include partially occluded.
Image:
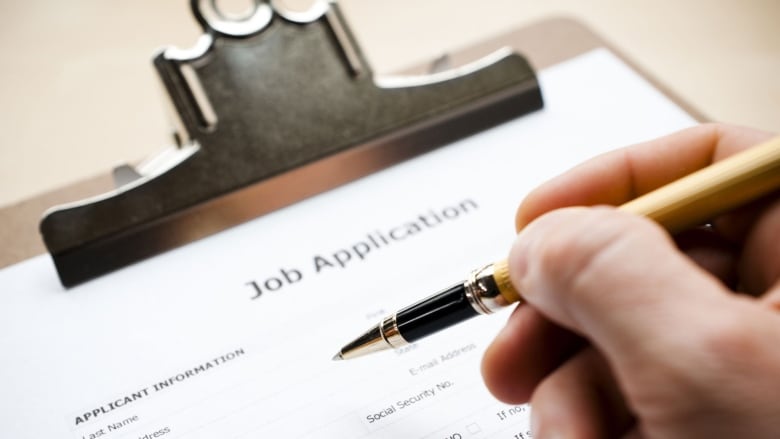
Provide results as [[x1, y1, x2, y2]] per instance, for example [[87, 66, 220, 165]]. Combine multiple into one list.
[[0, 6, 711, 438], [0, 10, 704, 280]]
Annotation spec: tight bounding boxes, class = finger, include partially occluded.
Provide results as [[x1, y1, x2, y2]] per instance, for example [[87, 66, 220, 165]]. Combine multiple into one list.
[[530, 347, 632, 439], [515, 123, 773, 231], [482, 306, 583, 404], [765, 287, 780, 312], [742, 198, 780, 297], [508, 206, 734, 365], [620, 428, 644, 439], [712, 196, 776, 244], [675, 226, 739, 288]]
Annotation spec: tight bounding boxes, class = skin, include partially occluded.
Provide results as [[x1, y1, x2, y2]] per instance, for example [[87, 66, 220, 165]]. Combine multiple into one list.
[[481, 124, 780, 438]]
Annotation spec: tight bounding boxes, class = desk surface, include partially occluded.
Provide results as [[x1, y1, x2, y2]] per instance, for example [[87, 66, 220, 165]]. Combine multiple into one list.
[[1, 0, 778, 208]]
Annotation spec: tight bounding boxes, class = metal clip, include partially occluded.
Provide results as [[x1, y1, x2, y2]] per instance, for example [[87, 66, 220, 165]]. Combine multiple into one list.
[[41, 0, 543, 287]]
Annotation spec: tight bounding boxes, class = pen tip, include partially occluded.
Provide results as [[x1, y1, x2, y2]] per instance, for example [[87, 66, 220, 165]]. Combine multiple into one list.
[[332, 352, 343, 361]]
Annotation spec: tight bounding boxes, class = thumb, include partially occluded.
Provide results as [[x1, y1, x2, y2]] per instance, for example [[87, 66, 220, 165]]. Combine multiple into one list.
[[508, 206, 732, 363]]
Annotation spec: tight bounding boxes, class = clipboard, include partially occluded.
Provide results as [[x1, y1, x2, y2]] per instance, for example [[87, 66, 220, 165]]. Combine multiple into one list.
[[0, 6, 711, 437], [0, 7, 704, 282]]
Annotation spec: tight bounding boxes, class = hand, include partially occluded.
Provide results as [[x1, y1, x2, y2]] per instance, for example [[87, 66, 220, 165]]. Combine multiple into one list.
[[481, 123, 780, 438]]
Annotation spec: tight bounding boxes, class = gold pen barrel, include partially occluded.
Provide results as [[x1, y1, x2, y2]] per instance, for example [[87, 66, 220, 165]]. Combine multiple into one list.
[[491, 259, 521, 304], [336, 137, 780, 361], [619, 136, 780, 233], [491, 136, 780, 307]]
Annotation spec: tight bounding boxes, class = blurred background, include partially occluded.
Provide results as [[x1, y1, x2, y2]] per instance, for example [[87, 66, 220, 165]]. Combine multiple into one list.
[[1, 0, 778, 208]]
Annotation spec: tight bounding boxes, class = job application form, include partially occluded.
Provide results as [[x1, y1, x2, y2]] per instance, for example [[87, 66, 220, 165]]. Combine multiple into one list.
[[0, 49, 696, 439]]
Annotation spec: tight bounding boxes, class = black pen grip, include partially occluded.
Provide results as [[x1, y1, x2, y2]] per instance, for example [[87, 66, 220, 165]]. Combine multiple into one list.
[[395, 283, 479, 342]]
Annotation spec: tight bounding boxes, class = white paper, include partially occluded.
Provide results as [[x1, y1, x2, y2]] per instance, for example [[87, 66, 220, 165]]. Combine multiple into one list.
[[0, 48, 696, 439]]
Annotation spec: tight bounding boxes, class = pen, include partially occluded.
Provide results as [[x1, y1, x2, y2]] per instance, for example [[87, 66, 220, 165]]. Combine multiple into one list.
[[333, 136, 780, 361]]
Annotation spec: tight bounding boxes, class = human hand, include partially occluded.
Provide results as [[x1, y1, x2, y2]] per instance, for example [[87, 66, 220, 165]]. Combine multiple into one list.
[[481, 124, 780, 438]]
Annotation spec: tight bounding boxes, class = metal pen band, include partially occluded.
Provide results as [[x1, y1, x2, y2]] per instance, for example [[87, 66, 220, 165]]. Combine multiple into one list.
[[380, 314, 408, 348], [464, 263, 509, 315]]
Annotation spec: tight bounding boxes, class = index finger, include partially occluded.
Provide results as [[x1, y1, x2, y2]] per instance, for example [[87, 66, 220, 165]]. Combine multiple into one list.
[[516, 123, 774, 231]]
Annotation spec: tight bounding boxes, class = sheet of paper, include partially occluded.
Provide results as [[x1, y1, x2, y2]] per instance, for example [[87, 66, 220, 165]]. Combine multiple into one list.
[[0, 48, 696, 439]]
